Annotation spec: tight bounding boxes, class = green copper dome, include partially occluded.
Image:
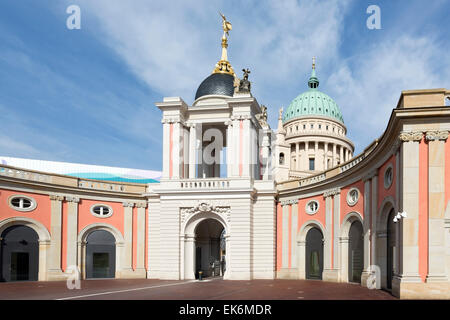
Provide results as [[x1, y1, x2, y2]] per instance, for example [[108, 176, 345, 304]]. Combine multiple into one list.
[[283, 66, 344, 124]]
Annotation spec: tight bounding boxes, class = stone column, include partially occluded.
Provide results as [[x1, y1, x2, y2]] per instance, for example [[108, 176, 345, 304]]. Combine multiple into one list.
[[297, 240, 306, 279], [47, 194, 65, 280], [122, 202, 135, 276], [314, 141, 318, 170], [339, 236, 349, 282], [371, 172, 378, 268], [425, 130, 449, 282], [324, 142, 328, 170], [322, 188, 340, 282], [65, 196, 80, 272], [162, 121, 171, 178], [184, 234, 195, 279], [305, 141, 309, 169], [339, 145, 344, 165], [189, 123, 197, 178], [225, 121, 233, 178], [332, 144, 337, 167], [172, 121, 182, 179], [361, 177, 371, 286], [295, 142, 300, 170], [242, 118, 251, 177], [135, 202, 147, 277], [396, 131, 423, 291]]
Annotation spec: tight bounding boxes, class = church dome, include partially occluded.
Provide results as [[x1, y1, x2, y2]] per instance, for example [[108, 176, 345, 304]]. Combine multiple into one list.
[[283, 65, 344, 124], [195, 72, 235, 100]]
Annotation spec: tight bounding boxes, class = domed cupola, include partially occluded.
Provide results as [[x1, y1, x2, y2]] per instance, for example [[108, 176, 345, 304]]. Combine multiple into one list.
[[195, 13, 237, 101], [195, 73, 235, 100], [283, 59, 344, 124]]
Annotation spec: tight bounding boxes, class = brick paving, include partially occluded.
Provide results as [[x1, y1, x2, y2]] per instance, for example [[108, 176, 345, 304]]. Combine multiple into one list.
[[0, 278, 396, 300]]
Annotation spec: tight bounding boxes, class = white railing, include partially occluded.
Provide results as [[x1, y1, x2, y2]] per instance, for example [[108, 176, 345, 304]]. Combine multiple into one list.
[[78, 180, 125, 192], [340, 153, 365, 173], [298, 173, 326, 187], [180, 178, 231, 189], [0, 166, 51, 183]]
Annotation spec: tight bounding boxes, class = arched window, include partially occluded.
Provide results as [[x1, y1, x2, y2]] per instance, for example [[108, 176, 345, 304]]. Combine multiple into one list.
[[279, 153, 285, 165]]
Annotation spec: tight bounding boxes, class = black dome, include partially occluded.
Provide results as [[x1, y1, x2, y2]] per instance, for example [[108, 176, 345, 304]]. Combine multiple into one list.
[[195, 73, 234, 100]]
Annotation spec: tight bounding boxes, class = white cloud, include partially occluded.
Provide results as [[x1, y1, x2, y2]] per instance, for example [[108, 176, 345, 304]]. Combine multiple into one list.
[[326, 35, 450, 153], [76, 0, 351, 126]]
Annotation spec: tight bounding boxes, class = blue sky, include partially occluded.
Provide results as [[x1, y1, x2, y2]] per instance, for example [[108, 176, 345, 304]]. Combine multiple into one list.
[[1, 0, 449, 171]]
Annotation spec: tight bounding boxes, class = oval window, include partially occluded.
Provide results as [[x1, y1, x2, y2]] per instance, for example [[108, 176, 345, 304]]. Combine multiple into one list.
[[90, 204, 113, 218], [8, 195, 37, 212], [346, 188, 360, 206], [384, 165, 393, 189], [305, 200, 319, 215]]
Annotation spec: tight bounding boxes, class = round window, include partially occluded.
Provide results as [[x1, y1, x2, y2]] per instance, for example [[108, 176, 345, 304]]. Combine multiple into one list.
[[305, 200, 319, 215], [90, 204, 113, 218], [384, 165, 393, 189], [346, 188, 360, 206], [8, 195, 37, 212]]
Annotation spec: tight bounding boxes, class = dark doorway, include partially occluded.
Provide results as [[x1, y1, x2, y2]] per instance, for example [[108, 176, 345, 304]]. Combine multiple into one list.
[[387, 209, 396, 290], [1, 225, 39, 282], [194, 219, 224, 279], [305, 227, 323, 280], [86, 230, 115, 279], [348, 220, 364, 283]]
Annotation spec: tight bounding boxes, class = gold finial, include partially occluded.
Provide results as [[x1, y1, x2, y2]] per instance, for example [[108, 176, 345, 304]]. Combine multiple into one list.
[[213, 13, 234, 75], [312, 56, 316, 69]]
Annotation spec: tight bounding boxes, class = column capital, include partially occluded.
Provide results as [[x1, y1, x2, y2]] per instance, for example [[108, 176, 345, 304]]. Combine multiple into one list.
[[399, 131, 423, 142], [425, 130, 449, 141], [122, 202, 135, 208], [280, 199, 298, 206], [49, 194, 65, 201], [136, 202, 147, 208], [363, 169, 378, 182], [323, 187, 340, 198], [65, 196, 80, 203]]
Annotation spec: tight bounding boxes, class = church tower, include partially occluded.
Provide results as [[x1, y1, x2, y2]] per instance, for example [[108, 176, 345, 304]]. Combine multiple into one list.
[[148, 14, 277, 281]]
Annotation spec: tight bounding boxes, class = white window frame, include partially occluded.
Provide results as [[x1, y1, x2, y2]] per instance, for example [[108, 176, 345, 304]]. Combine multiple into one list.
[[305, 200, 319, 215], [90, 204, 114, 218], [384, 164, 394, 189], [8, 195, 37, 212], [346, 187, 360, 206]]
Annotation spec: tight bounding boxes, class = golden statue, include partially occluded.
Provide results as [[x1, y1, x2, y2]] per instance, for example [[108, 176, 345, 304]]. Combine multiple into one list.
[[213, 13, 234, 76], [220, 12, 232, 38]]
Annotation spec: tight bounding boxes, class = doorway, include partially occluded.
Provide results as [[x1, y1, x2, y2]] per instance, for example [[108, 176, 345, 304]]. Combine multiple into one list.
[[305, 227, 323, 280], [348, 220, 364, 283], [86, 230, 116, 279], [387, 209, 396, 290], [194, 219, 224, 279], [0, 225, 39, 282]]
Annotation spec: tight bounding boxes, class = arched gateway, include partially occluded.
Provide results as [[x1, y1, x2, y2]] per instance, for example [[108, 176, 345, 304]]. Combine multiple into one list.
[[181, 203, 229, 280]]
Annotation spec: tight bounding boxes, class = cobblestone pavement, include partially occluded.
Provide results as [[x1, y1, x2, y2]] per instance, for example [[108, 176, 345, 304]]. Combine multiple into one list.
[[0, 278, 396, 300]]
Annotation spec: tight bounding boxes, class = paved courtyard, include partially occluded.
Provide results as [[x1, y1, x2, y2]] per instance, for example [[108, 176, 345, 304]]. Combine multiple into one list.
[[0, 278, 396, 300]]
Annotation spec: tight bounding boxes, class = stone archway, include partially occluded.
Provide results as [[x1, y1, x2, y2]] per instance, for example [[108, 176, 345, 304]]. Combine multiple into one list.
[[296, 220, 326, 280], [77, 223, 124, 279], [339, 212, 365, 284], [181, 202, 229, 280], [0, 217, 50, 281], [194, 219, 224, 279], [376, 197, 397, 290]]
